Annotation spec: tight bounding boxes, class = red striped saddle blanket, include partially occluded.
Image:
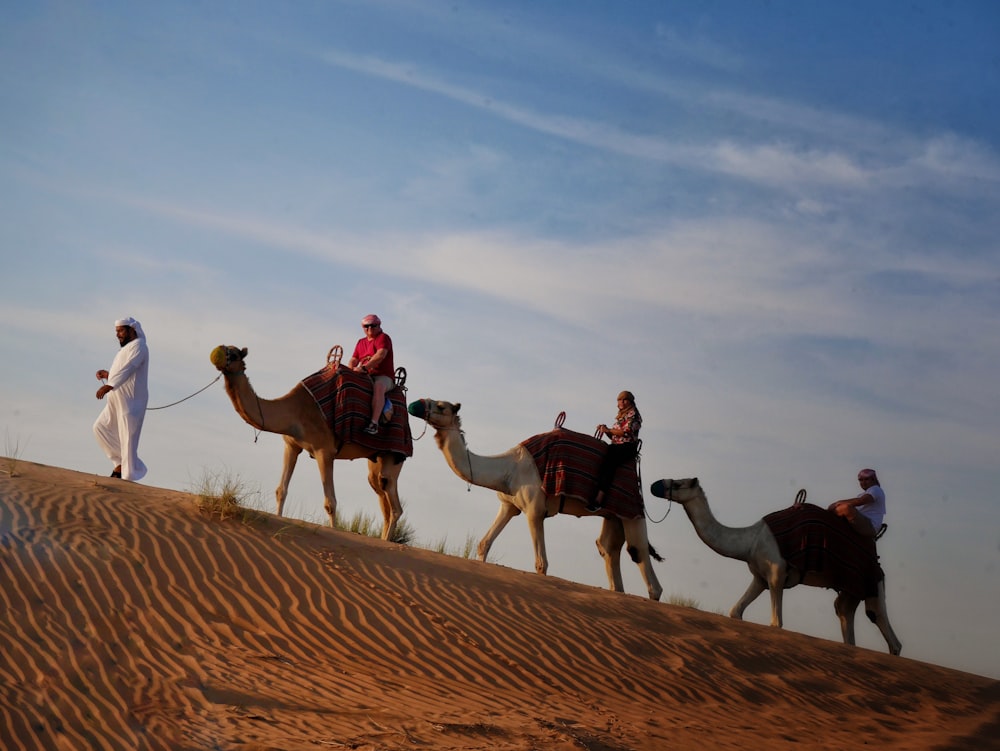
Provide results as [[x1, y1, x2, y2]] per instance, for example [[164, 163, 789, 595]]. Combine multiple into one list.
[[300, 365, 413, 459], [763, 503, 884, 600], [519, 428, 643, 519]]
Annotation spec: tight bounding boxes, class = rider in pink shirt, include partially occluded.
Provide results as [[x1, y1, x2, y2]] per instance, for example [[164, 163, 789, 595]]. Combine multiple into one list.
[[348, 314, 395, 435]]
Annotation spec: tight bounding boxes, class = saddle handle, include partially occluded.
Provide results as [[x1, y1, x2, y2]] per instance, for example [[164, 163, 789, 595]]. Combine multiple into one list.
[[327, 345, 344, 369]]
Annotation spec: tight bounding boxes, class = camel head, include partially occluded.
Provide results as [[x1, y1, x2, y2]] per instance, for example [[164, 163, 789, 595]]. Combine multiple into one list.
[[407, 399, 462, 429], [650, 478, 702, 504], [210, 345, 248, 374]]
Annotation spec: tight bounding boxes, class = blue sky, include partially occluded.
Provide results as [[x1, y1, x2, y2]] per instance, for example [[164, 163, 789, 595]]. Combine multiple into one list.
[[2, 1, 998, 679]]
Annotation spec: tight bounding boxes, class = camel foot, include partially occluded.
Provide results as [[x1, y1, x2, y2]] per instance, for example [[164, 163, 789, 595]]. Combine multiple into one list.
[[110, 467, 122, 479]]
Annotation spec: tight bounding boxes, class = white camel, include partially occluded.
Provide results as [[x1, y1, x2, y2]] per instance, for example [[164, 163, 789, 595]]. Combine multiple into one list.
[[650, 477, 901, 654], [210, 345, 405, 540], [408, 399, 664, 600]]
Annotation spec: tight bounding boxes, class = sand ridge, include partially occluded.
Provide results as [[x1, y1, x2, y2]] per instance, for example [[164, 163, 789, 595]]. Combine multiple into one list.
[[1, 461, 998, 750]]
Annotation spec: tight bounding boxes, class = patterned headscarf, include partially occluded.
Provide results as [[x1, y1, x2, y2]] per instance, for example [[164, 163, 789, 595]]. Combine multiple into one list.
[[616, 390, 638, 421]]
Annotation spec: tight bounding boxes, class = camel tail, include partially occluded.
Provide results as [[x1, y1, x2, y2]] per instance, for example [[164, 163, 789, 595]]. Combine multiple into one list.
[[629, 544, 664, 564]]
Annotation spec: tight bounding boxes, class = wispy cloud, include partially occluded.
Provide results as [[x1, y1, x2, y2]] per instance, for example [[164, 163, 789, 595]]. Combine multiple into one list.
[[313, 47, 1000, 199]]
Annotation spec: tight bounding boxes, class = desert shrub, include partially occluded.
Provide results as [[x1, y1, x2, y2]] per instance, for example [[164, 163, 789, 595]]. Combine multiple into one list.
[[666, 593, 701, 609], [429, 533, 477, 559], [2, 429, 27, 477], [193, 468, 266, 524], [336, 508, 416, 546]]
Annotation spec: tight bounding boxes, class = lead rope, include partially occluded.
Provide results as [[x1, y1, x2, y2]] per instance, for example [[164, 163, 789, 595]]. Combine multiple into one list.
[[643, 451, 672, 523], [101, 374, 223, 411], [464, 433, 474, 491], [633, 440, 670, 523], [252, 390, 265, 442], [416, 399, 472, 489], [591, 419, 670, 524]]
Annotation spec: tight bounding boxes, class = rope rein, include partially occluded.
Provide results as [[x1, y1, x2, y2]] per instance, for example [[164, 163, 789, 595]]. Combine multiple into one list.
[[145, 375, 222, 411], [99, 374, 220, 411], [588, 414, 669, 524], [643, 458, 672, 523]]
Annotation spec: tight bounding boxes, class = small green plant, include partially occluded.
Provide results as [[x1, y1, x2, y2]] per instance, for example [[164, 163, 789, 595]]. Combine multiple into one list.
[[336, 509, 416, 545], [335, 508, 416, 546], [337, 508, 380, 537], [666, 593, 701, 609], [429, 536, 448, 555], [2, 429, 28, 477], [193, 468, 265, 524], [428, 533, 478, 559]]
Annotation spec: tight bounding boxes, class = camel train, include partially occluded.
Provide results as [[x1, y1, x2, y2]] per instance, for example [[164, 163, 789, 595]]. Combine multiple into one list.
[[209, 345, 898, 652], [650, 477, 901, 655]]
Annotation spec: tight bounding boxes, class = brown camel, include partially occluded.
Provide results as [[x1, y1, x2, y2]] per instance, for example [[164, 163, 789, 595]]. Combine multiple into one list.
[[210, 345, 404, 540]]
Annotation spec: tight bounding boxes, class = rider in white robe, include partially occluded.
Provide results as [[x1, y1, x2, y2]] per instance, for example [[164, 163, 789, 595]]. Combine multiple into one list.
[[93, 317, 149, 481]]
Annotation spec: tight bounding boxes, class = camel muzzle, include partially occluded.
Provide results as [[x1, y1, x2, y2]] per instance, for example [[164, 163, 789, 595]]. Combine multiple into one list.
[[650, 478, 699, 499], [407, 399, 428, 420]]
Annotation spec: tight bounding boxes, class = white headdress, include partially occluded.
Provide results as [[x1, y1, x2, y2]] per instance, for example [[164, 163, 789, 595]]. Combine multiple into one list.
[[115, 316, 145, 339]]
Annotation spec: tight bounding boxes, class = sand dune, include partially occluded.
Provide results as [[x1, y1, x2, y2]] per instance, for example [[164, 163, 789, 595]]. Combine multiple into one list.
[[1, 461, 997, 750]]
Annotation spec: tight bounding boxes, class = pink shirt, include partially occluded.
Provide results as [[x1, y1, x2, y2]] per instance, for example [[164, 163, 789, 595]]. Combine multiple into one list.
[[352, 332, 394, 379]]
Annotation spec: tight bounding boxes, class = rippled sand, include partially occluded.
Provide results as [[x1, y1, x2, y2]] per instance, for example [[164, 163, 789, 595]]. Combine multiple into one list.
[[1, 461, 997, 750]]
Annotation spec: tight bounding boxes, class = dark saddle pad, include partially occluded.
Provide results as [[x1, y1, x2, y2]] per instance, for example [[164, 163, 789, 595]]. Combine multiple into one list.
[[301, 365, 413, 459], [520, 428, 643, 518], [763, 503, 884, 599]]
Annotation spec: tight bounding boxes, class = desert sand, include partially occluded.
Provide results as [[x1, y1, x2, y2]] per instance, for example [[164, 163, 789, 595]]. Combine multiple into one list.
[[1, 460, 997, 751]]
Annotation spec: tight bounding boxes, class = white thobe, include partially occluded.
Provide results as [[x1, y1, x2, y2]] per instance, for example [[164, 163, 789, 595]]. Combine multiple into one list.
[[93, 337, 149, 481]]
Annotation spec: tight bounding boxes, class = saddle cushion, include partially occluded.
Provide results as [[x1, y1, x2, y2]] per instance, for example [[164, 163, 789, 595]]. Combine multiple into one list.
[[301, 365, 413, 458], [763, 503, 884, 600], [519, 429, 644, 518]]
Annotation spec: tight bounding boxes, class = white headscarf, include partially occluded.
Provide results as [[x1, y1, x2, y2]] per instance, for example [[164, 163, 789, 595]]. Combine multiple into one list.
[[115, 316, 145, 339]]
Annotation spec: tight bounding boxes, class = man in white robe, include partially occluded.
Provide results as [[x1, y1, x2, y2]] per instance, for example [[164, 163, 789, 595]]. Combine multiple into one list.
[[93, 317, 149, 481]]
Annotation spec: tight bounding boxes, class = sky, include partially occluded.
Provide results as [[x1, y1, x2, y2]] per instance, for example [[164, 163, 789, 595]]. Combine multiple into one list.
[[2, 1, 998, 680]]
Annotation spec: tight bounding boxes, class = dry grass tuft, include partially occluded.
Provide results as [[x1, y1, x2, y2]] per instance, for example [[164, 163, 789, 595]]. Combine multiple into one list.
[[193, 468, 267, 524], [1, 430, 28, 477]]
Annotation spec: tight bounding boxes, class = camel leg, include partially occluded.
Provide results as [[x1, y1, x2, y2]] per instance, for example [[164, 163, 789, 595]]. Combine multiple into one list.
[[276, 439, 302, 517], [596, 517, 626, 593], [865, 581, 902, 655], [314, 450, 337, 527], [513, 487, 549, 576], [834, 592, 859, 645], [478, 495, 521, 563], [730, 574, 768, 621], [524, 509, 549, 575], [766, 561, 787, 627], [367, 456, 403, 541], [621, 518, 663, 601]]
